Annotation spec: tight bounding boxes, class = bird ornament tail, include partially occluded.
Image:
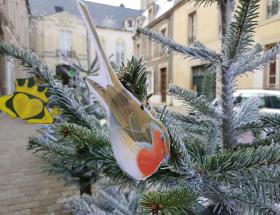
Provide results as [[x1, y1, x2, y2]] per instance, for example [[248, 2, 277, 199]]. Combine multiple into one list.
[[77, 0, 170, 181]]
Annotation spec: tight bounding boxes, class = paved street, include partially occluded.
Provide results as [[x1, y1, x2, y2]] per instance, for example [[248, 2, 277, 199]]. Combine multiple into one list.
[[0, 114, 78, 215]]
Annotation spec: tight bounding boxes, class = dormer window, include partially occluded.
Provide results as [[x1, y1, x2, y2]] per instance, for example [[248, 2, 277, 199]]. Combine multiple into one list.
[[127, 19, 133, 28], [54, 6, 64, 13], [136, 18, 143, 28], [125, 19, 134, 30]]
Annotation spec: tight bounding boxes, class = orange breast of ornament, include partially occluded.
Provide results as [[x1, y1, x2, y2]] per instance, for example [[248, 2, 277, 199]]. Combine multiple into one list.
[[136, 130, 164, 177]]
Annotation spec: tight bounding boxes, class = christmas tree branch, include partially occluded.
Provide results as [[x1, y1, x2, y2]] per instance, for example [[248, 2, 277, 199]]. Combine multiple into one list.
[[58, 123, 110, 148], [137, 28, 221, 64], [224, 0, 260, 61], [139, 188, 197, 215], [0, 42, 96, 128]]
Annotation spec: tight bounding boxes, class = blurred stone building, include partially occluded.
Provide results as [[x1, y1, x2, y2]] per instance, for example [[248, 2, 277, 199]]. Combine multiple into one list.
[[28, 0, 143, 79], [0, 0, 30, 95], [135, 0, 280, 104]]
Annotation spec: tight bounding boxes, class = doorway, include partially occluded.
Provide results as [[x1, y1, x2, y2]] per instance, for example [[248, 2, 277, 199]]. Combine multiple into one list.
[[160, 67, 167, 103], [0, 27, 5, 95]]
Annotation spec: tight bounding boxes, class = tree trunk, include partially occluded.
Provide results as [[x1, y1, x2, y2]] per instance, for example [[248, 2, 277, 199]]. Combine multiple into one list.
[[79, 177, 92, 196], [219, 0, 235, 149]]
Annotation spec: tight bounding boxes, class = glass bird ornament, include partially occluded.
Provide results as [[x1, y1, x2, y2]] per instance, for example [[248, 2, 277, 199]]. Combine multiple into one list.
[[78, 0, 170, 180]]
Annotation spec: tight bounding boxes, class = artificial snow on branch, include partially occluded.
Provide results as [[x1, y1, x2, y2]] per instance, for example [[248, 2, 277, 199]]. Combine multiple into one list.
[[137, 28, 221, 64]]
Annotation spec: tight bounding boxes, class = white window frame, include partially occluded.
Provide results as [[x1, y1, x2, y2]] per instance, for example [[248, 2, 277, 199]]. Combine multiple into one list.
[[116, 41, 125, 65], [59, 30, 72, 56], [147, 68, 154, 95], [188, 11, 197, 44], [136, 41, 141, 57]]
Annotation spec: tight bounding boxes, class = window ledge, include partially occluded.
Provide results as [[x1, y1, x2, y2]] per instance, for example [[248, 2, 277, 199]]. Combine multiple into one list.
[[258, 15, 280, 27]]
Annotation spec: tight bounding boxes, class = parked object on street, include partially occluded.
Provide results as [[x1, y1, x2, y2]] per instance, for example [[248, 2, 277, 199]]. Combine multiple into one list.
[[234, 89, 280, 114]]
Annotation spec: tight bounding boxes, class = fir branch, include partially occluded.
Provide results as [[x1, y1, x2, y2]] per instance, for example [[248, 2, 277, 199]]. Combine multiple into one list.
[[230, 43, 262, 76], [58, 123, 110, 147], [262, 113, 280, 129], [198, 145, 280, 176], [137, 28, 221, 64], [233, 43, 280, 76], [28, 137, 76, 157], [233, 97, 261, 136], [89, 147, 135, 186], [169, 84, 216, 116], [0, 42, 96, 128], [139, 188, 197, 215], [223, 0, 260, 61], [68, 195, 108, 215], [117, 57, 151, 102]]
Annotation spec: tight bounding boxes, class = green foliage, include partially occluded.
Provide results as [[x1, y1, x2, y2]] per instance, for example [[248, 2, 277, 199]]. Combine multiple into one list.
[[224, 0, 260, 60], [196, 145, 280, 175], [2, 0, 280, 214], [139, 189, 197, 215], [262, 114, 280, 129], [201, 72, 216, 101], [137, 28, 221, 64], [58, 123, 110, 148], [169, 84, 216, 116], [117, 56, 152, 102]]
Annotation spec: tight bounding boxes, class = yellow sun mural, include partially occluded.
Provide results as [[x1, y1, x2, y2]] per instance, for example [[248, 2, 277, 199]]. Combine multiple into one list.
[[0, 77, 54, 124]]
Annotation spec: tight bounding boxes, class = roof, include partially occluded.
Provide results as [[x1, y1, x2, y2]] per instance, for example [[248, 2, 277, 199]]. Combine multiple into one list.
[[28, 0, 143, 30], [140, 0, 182, 27]]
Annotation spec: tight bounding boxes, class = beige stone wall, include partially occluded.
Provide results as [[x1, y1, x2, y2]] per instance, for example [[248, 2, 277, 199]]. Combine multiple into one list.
[[143, 17, 174, 104], [172, 2, 254, 92], [255, 1, 280, 89], [0, 0, 30, 95], [31, 12, 88, 71], [89, 27, 136, 66], [135, 0, 280, 105]]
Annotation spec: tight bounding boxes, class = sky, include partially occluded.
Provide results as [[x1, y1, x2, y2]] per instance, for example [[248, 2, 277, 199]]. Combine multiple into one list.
[[86, 0, 141, 9]]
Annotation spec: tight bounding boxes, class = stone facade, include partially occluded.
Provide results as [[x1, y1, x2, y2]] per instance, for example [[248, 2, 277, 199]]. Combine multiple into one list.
[[30, 12, 88, 71], [135, 0, 280, 104], [0, 0, 30, 95], [29, 0, 143, 74]]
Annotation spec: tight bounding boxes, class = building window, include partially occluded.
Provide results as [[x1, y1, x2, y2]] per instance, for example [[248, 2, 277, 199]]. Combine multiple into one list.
[[116, 42, 125, 65], [136, 18, 143, 28], [268, 0, 280, 18], [148, 8, 153, 22], [192, 66, 204, 95], [100, 37, 106, 49], [54, 6, 64, 12], [127, 19, 133, 28], [192, 65, 216, 96], [267, 44, 279, 87], [147, 69, 154, 94], [160, 28, 166, 37], [159, 28, 167, 55], [136, 43, 141, 57], [269, 60, 276, 86], [59, 30, 72, 56], [160, 67, 167, 102], [188, 12, 197, 44]]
